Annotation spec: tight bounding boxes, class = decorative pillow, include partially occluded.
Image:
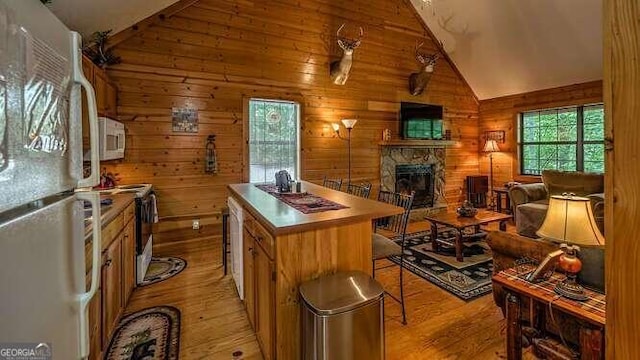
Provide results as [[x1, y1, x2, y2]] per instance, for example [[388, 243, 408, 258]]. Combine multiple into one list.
[[542, 170, 604, 197], [546, 182, 591, 197]]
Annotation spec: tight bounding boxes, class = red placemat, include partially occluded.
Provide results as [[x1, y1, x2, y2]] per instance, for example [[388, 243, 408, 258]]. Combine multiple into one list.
[[255, 184, 349, 214]]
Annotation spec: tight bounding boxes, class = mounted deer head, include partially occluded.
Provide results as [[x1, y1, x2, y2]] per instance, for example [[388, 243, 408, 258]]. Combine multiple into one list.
[[409, 42, 439, 96], [329, 24, 364, 85]]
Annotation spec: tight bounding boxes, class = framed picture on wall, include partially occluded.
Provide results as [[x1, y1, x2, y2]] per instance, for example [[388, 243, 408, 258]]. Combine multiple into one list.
[[172, 107, 199, 133]]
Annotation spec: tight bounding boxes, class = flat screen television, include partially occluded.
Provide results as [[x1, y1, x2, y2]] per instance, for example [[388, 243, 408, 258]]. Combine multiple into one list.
[[400, 102, 444, 140]]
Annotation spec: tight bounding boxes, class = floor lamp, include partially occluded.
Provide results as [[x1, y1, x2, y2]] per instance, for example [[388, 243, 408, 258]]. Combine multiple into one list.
[[483, 139, 500, 209], [333, 119, 358, 185]]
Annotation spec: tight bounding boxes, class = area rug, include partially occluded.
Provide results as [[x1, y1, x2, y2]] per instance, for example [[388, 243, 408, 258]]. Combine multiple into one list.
[[255, 184, 348, 213], [104, 306, 181, 360], [139, 257, 187, 287], [388, 230, 494, 300]]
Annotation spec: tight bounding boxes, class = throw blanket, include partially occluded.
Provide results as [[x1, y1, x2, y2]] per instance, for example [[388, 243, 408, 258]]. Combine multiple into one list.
[[255, 184, 348, 214]]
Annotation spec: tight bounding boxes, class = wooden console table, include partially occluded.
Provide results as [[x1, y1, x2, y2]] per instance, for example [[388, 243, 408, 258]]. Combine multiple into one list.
[[493, 268, 605, 360]]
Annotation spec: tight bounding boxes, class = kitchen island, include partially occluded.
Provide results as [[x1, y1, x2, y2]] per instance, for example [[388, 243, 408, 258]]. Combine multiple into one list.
[[227, 181, 403, 360]]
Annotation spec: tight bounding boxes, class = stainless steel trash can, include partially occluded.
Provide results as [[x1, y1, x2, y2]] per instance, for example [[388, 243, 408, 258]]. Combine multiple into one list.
[[300, 271, 385, 360]]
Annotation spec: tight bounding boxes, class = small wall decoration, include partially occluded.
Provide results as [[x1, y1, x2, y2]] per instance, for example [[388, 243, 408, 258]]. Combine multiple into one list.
[[484, 130, 505, 144], [205, 135, 218, 174], [172, 107, 199, 133]]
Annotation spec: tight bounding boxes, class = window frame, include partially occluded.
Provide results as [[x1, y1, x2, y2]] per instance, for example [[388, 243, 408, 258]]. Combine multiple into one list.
[[518, 103, 604, 176], [244, 97, 302, 183]]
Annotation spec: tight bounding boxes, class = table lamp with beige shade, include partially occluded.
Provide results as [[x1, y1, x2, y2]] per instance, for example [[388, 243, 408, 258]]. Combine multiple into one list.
[[536, 194, 605, 301]]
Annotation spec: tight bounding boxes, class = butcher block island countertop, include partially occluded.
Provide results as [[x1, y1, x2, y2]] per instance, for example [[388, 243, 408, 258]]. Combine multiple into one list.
[[227, 181, 403, 235], [227, 181, 403, 360]]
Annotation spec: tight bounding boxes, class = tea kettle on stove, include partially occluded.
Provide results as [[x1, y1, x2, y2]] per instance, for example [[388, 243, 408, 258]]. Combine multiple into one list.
[[275, 170, 292, 192]]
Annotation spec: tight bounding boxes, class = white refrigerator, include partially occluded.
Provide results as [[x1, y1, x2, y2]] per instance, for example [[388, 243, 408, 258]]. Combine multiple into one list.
[[0, 1, 103, 359]]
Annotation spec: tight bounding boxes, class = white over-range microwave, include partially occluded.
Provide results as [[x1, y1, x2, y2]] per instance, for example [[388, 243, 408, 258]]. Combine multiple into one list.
[[99, 117, 125, 160]]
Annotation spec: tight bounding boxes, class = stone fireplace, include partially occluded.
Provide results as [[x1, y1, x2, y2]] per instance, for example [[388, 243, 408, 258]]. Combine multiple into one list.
[[381, 145, 447, 218]]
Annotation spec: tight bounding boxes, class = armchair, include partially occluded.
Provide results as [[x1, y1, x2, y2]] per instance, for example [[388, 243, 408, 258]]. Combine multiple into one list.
[[509, 183, 549, 238], [508, 171, 605, 238]]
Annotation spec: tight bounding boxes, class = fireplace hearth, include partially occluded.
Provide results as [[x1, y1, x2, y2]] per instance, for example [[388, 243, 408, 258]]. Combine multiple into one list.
[[395, 164, 435, 209]]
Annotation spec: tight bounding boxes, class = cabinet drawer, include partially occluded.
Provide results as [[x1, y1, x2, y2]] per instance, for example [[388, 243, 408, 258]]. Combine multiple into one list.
[[253, 220, 275, 260]]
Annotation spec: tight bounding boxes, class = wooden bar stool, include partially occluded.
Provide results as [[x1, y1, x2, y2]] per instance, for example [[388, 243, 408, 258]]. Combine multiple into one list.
[[221, 207, 230, 275]]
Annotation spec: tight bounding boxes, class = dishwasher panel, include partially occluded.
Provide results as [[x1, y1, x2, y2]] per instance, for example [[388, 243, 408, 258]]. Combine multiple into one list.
[[227, 196, 244, 299]]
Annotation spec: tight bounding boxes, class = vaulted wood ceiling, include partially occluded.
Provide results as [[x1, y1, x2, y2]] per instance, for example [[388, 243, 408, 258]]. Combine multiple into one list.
[[410, 0, 602, 99], [48, 0, 603, 99]]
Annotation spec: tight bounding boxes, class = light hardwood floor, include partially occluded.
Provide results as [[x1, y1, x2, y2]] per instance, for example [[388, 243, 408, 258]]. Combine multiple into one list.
[[124, 222, 535, 359]]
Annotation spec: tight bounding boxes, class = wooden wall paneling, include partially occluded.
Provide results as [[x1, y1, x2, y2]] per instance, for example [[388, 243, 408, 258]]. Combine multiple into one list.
[[105, 0, 479, 242], [477, 81, 603, 187], [603, 0, 640, 358]]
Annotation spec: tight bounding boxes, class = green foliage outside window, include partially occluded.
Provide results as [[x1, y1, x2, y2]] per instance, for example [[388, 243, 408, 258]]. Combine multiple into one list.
[[248, 99, 300, 183], [520, 104, 604, 175]]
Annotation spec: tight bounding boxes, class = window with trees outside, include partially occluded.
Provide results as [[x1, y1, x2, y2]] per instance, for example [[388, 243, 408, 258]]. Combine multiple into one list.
[[248, 99, 300, 183], [519, 104, 605, 176]]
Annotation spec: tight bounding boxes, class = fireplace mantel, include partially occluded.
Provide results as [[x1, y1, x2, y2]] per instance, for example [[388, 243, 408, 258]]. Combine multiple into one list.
[[378, 140, 457, 147]]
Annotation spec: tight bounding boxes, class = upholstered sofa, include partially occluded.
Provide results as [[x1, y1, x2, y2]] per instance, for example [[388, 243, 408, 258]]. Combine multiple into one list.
[[509, 170, 605, 238]]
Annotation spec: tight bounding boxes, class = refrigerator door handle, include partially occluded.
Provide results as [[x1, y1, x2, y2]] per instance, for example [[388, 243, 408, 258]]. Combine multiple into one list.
[[72, 31, 100, 188], [76, 192, 102, 359]]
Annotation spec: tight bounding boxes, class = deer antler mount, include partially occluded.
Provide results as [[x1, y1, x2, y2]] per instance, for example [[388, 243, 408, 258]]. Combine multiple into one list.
[[329, 23, 364, 86], [409, 42, 439, 96]]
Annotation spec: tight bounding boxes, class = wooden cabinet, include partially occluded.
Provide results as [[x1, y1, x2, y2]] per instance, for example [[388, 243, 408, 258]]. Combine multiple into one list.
[[93, 70, 108, 116], [101, 233, 123, 346], [86, 198, 137, 359], [254, 244, 275, 360], [243, 214, 275, 360], [81, 55, 117, 153], [105, 80, 118, 117], [243, 228, 256, 327], [94, 69, 117, 117], [122, 219, 136, 306]]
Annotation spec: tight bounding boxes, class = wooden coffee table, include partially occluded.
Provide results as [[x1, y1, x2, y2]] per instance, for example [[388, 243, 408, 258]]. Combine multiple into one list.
[[425, 210, 512, 262]]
